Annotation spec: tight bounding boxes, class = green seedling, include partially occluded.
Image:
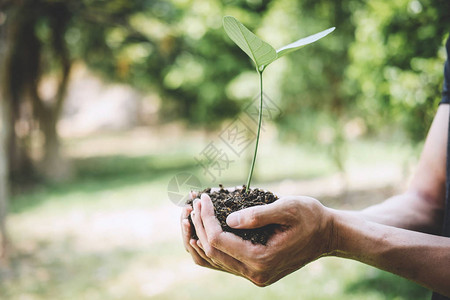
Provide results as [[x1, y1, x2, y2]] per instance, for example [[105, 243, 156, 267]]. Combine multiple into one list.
[[223, 16, 335, 193]]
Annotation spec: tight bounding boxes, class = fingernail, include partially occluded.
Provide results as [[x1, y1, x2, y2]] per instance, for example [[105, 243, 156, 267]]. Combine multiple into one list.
[[226, 212, 240, 227], [197, 240, 203, 249]]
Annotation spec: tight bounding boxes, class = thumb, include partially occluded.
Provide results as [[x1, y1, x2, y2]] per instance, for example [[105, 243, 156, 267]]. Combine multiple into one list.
[[226, 200, 289, 229]]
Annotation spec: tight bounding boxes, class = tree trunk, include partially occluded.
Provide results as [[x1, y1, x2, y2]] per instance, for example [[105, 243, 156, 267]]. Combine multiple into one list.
[[4, 2, 36, 183], [32, 0, 72, 181], [5, 1, 73, 182], [38, 107, 72, 181]]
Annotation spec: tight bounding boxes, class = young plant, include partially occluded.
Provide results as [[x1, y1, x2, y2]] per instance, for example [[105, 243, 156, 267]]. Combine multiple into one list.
[[223, 16, 335, 193]]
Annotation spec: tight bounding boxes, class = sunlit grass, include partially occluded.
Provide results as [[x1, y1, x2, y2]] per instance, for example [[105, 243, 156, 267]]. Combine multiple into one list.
[[158, 258, 430, 300]]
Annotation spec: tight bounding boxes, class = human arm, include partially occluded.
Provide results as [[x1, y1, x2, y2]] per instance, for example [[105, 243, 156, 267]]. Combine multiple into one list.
[[332, 208, 450, 296], [356, 104, 448, 233]]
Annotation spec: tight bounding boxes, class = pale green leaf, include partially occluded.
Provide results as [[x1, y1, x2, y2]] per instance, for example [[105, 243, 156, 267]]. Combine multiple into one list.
[[223, 16, 277, 71], [276, 27, 336, 58]]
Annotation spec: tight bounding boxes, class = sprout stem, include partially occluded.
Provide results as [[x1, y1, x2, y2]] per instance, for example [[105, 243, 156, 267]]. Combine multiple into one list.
[[246, 71, 263, 193]]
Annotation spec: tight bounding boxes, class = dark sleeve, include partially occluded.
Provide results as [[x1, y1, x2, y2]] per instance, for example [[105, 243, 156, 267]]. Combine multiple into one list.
[[440, 37, 450, 104]]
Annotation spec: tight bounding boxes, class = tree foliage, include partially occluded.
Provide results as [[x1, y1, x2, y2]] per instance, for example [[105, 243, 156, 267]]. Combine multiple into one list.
[[347, 0, 450, 142], [274, 0, 449, 144], [71, 0, 256, 126], [1, 0, 449, 184]]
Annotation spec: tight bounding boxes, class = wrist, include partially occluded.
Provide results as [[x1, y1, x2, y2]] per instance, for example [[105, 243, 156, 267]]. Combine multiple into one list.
[[290, 197, 339, 260], [328, 208, 386, 264], [324, 208, 368, 258], [321, 207, 341, 257]]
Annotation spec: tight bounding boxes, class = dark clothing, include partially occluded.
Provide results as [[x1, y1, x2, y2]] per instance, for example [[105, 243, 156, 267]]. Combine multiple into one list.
[[432, 36, 450, 300], [440, 38, 450, 104]]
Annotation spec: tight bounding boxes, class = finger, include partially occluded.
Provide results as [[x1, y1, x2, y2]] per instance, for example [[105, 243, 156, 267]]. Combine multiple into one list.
[[199, 193, 263, 262], [192, 239, 213, 264], [183, 205, 223, 270], [181, 205, 192, 221], [194, 240, 220, 269], [187, 238, 219, 270], [181, 206, 193, 252], [189, 239, 221, 270], [193, 239, 239, 275], [182, 212, 217, 269], [189, 191, 198, 200], [226, 197, 294, 229], [192, 198, 220, 258], [192, 197, 248, 273], [196, 240, 229, 272], [181, 219, 193, 252], [191, 199, 211, 253], [197, 240, 245, 276]]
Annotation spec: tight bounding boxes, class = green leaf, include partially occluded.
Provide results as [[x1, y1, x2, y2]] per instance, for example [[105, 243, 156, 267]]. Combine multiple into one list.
[[276, 27, 336, 58], [223, 16, 277, 71]]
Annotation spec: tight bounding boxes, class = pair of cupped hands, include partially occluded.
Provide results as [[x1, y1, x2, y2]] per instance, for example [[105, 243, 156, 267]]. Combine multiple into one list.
[[180, 187, 336, 286]]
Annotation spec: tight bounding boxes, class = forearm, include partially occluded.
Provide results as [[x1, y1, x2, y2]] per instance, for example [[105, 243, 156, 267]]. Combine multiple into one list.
[[330, 209, 450, 296], [364, 192, 444, 233], [352, 192, 443, 234], [354, 105, 447, 233]]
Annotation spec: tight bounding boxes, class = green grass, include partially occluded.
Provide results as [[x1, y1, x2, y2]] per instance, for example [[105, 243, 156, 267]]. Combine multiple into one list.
[[157, 259, 430, 300], [0, 136, 429, 300]]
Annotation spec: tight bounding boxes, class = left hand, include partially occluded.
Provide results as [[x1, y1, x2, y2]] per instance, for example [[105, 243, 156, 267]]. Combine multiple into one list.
[[189, 193, 335, 286], [180, 191, 243, 274]]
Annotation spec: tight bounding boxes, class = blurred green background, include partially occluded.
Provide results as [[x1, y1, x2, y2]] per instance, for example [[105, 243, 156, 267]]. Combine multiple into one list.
[[0, 0, 449, 299]]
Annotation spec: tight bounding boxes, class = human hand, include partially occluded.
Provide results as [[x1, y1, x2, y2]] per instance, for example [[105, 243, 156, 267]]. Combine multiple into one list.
[[180, 189, 242, 273], [180, 191, 215, 270], [181, 185, 274, 246], [187, 193, 335, 286]]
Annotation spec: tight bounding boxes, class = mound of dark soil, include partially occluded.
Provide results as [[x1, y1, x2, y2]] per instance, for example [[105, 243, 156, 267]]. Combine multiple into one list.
[[186, 185, 279, 245]]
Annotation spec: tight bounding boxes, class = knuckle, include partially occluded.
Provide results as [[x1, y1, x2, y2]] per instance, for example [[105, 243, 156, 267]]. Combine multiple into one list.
[[203, 245, 215, 257], [283, 198, 301, 221], [181, 206, 191, 219], [207, 233, 220, 248], [248, 209, 260, 226]]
